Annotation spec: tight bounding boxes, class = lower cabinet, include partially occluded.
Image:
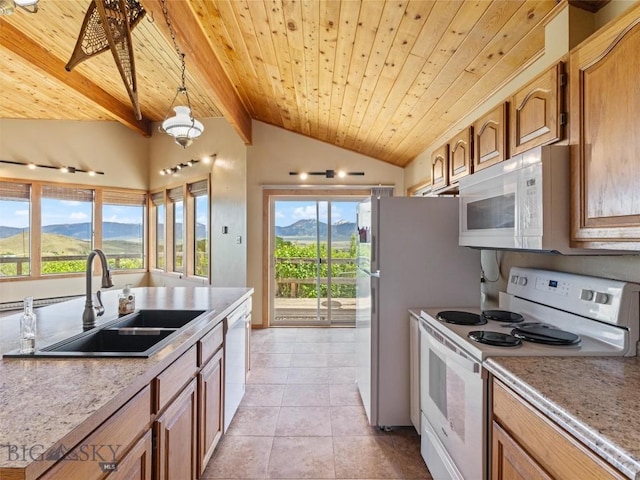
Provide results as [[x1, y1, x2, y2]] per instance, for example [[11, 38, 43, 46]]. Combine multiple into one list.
[[155, 378, 198, 480], [109, 430, 153, 480], [198, 348, 224, 475], [491, 379, 625, 480], [35, 310, 239, 480], [39, 386, 152, 480]]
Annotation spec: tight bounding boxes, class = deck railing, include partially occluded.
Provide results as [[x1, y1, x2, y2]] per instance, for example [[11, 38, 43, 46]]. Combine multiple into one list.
[[275, 256, 357, 298], [0, 254, 144, 276]]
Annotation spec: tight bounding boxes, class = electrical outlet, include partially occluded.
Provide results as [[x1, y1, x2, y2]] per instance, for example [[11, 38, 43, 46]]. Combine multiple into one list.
[[222, 226, 228, 234]]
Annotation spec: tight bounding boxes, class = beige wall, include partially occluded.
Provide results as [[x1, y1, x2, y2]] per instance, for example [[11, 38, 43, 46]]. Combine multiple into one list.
[[246, 121, 404, 325], [0, 118, 149, 303], [0, 118, 149, 188], [148, 117, 248, 288]]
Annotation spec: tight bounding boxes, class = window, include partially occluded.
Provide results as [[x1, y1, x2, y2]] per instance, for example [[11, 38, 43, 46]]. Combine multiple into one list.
[[189, 180, 208, 277], [102, 190, 146, 270], [151, 192, 165, 270], [0, 181, 31, 277], [168, 187, 184, 273], [41, 185, 93, 275]]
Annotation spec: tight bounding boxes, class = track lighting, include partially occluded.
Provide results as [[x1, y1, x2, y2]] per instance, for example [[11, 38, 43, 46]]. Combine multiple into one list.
[[159, 154, 216, 176], [289, 169, 364, 179], [0, 159, 104, 175]]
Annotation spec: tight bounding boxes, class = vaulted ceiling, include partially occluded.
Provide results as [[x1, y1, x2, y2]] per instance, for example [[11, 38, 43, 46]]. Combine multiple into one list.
[[0, 0, 568, 166]]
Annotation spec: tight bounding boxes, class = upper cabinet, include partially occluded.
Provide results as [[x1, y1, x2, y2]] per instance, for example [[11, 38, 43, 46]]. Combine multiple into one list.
[[510, 62, 565, 157], [473, 103, 508, 172], [448, 127, 473, 183], [569, 8, 640, 250], [431, 144, 449, 191]]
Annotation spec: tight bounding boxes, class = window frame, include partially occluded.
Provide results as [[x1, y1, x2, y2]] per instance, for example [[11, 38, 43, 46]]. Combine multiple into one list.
[[0, 177, 148, 282], [149, 175, 211, 282]]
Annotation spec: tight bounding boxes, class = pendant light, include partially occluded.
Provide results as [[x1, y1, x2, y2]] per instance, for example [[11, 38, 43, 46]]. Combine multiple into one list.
[[158, 0, 203, 148]]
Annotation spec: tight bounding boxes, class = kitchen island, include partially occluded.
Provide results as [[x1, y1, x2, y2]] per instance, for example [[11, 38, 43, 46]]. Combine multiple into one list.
[[486, 356, 640, 479], [0, 286, 253, 480]]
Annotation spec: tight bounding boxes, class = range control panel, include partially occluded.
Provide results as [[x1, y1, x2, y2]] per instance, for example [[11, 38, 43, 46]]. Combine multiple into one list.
[[507, 267, 640, 327]]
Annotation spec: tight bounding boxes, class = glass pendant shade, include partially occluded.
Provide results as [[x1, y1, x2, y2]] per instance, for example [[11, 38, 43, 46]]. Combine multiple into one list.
[[161, 106, 204, 148]]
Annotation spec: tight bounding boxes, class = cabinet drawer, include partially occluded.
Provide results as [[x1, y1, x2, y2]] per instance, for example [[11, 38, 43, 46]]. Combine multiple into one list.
[[40, 385, 151, 480], [199, 321, 224, 366], [492, 380, 624, 480], [155, 346, 198, 413]]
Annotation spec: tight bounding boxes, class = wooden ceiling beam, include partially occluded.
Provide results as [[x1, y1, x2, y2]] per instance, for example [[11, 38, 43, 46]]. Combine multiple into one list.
[[141, 0, 252, 145], [0, 19, 151, 137]]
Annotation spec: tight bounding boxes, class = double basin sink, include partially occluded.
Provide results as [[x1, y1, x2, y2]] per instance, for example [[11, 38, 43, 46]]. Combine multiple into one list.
[[8, 310, 207, 358]]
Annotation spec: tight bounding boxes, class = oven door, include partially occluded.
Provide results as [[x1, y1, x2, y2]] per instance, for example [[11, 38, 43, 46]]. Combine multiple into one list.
[[419, 320, 485, 480], [458, 156, 520, 249]]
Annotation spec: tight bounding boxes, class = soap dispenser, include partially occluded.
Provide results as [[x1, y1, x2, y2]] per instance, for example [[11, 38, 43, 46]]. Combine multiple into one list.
[[118, 284, 135, 316]]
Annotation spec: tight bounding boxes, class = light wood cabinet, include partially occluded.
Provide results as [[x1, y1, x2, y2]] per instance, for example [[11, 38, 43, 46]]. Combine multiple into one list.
[[491, 379, 625, 480], [569, 7, 640, 249], [155, 378, 198, 480], [492, 421, 553, 480], [109, 430, 152, 480], [39, 386, 152, 480], [430, 144, 449, 190], [448, 127, 473, 183], [474, 103, 508, 171], [198, 347, 224, 476], [510, 62, 564, 157]]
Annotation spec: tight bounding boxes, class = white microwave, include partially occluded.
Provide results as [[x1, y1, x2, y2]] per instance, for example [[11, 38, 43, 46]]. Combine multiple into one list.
[[458, 145, 573, 253]]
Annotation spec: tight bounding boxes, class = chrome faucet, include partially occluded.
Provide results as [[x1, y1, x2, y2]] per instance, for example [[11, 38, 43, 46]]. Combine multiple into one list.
[[82, 249, 114, 330]]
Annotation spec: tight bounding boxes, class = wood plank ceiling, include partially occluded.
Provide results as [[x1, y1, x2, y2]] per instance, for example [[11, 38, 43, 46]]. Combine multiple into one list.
[[0, 0, 563, 166]]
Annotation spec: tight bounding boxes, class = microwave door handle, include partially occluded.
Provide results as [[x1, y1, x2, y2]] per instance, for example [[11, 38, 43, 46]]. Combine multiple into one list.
[[425, 330, 479, 374]]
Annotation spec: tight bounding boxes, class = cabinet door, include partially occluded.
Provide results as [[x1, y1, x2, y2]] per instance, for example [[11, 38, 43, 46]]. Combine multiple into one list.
[[198, 348, 224, 476], [510, 62, 564, 157], [431, 144, 449, 190], [108, 430, 152, 480], [448, 127, 473, 182], [492, 422, 553, 480], [155, 378, 197, 480], [474, 103, 507, 171], [569, 7, 640, 249]]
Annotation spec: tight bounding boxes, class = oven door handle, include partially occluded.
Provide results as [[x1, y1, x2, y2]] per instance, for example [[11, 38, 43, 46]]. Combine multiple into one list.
[[422, 325, 480, 374]]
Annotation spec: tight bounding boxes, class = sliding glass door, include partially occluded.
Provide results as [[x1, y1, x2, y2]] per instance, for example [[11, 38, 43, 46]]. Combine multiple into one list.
[[270, 197, 360, 326]]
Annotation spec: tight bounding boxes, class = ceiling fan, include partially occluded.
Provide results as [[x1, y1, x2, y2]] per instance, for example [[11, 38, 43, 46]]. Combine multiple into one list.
[[0, 0, 38, 15]]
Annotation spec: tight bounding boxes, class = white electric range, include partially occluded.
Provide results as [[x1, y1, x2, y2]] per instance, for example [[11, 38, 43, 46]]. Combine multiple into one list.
[[417, 267, 640, 480]]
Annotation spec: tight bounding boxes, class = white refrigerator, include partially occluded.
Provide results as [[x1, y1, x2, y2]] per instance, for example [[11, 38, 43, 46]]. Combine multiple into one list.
[[355, 196, 480, 428]]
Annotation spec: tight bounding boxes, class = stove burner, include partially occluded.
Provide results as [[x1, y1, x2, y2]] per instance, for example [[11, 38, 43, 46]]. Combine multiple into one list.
[[468, 331, 522, 347], [437, 311, 487, 325], [510, 325, 581, 345], [481, 310, 524, 323]]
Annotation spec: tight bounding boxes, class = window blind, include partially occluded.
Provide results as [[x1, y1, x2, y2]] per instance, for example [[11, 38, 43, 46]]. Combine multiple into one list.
[[103, 190, 147, 206], [42, 185, 93, 202], [188, 179, 208, 197], [167, 187, 184, 202], [371, 186, 394, 198], [150, 192, 165, 206], [0, 181, 30, 201]]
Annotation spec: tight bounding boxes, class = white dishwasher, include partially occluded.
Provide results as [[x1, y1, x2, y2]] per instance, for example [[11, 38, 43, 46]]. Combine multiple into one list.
[[224, 299, 249, 432]]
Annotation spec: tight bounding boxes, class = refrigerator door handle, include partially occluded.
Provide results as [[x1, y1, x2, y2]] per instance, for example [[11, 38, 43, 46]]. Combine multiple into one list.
[[371, 284, 376, 314]]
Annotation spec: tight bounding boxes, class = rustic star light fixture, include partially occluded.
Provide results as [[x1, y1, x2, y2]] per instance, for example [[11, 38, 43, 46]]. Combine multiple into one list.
[[158, 0, 204, 148], [66, 0, 145, 120]]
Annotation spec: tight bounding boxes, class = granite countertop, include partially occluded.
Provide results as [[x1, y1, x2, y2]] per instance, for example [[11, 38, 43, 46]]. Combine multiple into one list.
[[486, 356, 640, 480], [0, 286, 252, 479]]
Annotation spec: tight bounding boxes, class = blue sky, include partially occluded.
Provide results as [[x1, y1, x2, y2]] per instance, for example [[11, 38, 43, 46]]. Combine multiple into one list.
[[0, 199, 145, 228], [274, 200, 359, 227]]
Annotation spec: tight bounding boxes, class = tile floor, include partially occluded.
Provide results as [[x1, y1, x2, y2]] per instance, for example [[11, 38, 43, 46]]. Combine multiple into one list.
[[202, 327, 432, 479]]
